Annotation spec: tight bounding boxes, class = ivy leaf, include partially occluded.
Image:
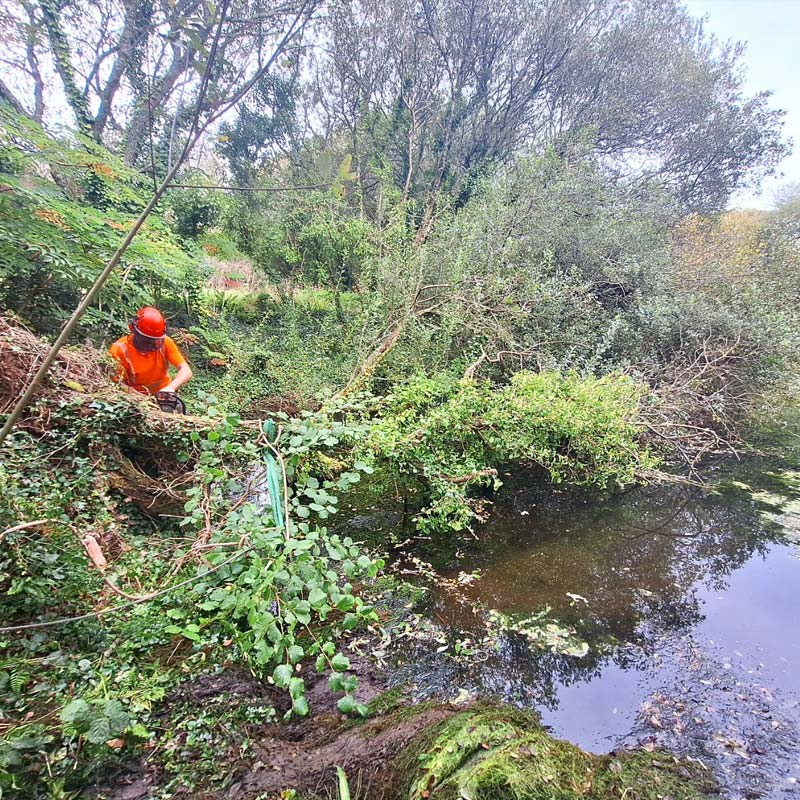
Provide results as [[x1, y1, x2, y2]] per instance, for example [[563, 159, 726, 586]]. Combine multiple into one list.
[[273, 664, 293, 688], [289, 676, 305, 700], [104, 701, 130, 733], [308, 587, 327, 608], [342, 613, 359, 630], [292, 695, 309, 717], [86, 717, 113, 744], [336, 595, 355, 612], [337, 694, 356, 714], [288, 644, 304, 664], [331, 653, 350, 672], [294, 600, 312, 625], [60, 699, 90, 727], [180, 624, 202, 643]]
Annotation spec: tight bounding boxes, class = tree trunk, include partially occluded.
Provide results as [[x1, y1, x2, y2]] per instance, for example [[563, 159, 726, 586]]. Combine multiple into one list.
[[0, 80, 27, 117], [39, 0, 93, 132], [124, 49, 190, 166], [93, 0, 154, 140]]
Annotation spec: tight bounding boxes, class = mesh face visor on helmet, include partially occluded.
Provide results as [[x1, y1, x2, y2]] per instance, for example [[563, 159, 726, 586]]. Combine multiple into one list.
[[132, 324, 165, 352]]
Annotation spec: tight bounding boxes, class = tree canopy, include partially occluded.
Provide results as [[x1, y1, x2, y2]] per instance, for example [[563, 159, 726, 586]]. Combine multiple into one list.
[[0, 0, 789, 212]]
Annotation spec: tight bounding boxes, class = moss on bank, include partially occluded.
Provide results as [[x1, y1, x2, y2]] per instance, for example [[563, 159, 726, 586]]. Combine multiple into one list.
[[400, 704, 715, 800], [282, 700, 715, 800]]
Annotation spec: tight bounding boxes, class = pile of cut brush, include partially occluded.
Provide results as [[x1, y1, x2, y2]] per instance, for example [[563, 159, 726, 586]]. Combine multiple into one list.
[[0, 315, 112, 416], [0, 315, 218, 516], [0, 315, 221, 431]]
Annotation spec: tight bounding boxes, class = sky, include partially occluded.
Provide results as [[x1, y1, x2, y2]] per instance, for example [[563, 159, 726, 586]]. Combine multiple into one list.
[[682, 0, 800, 209]]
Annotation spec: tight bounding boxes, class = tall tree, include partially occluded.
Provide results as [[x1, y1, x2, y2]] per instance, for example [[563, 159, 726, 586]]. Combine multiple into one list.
[[313, 0, 788, 218], [217, 69, 300, 184], [0, 0, 318, 167]]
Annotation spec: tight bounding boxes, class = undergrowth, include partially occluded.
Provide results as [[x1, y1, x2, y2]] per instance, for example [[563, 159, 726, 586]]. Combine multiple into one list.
[[365, 371, 656, 533], [0, 392, 384, 797]]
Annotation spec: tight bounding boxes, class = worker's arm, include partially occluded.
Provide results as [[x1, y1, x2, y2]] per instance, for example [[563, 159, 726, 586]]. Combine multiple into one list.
[[163, 362, 193, 393], [162, 337, 193, 393]]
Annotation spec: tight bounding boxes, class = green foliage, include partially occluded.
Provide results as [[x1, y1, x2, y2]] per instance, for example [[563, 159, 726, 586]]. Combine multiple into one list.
[[0, 108, 205, 336], [198, 230, 247, 261], [164, 403, 382, 720], [379, 149, 678, 382], [60, 698, 131, 744], [165, 171, 229, 238], [230, 191, 380, 289], [405, 706, 714, 800], [366, 371, 655, 532], [0, 392, 384, 796], [185, 295, 382, 414], [217, 71, 299, 184]]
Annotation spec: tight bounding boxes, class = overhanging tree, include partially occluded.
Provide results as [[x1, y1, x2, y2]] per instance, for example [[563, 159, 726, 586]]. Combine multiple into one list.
[[0, 0, 317, 168]]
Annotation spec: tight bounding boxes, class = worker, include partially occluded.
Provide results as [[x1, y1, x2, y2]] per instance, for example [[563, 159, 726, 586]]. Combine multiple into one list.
[[109, 307, 192, 400]]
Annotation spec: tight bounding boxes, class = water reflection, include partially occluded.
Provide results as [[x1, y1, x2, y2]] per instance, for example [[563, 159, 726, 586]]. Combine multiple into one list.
[[389, 464, 799, 729], [380, 461, 800, 795], [426, 478, 775, 645]]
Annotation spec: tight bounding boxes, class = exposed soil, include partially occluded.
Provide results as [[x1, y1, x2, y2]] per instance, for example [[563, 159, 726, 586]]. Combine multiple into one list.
[[183, 659, 447, 800], [226, 704, 453, 799], [97, 654, 426, 800]]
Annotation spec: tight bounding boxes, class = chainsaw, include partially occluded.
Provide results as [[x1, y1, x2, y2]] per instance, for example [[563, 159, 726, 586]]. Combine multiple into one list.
[[156, 390, 187, 415]]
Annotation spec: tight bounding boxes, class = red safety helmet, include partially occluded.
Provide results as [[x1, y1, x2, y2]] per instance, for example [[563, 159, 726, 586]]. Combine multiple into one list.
[[131, 306, 166, 338]]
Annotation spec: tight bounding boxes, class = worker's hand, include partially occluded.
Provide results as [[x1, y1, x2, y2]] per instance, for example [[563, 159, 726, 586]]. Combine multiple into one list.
[[127, 386, 143, 397], [161, 382, 178, 393]]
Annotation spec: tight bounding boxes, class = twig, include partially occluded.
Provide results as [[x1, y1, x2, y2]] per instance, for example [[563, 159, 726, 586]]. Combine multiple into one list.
[[0, 546, 256, 634], [0, 518, 55, 543]]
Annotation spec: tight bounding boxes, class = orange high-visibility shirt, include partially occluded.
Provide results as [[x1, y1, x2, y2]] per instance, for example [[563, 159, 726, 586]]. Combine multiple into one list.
[[109, 334, 187, 395]]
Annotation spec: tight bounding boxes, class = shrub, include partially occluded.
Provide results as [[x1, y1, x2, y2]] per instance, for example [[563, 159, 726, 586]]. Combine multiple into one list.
[[365, 371, 655, 532]]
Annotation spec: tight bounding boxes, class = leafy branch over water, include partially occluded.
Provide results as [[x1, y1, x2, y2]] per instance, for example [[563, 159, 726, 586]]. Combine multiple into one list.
[[365, 371, 656, 533]]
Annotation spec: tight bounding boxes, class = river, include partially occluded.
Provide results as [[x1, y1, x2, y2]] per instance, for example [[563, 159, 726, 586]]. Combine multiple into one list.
[[360, 457, 800, 799]]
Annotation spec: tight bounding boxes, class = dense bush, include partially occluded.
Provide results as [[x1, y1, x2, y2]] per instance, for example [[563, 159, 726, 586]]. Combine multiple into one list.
[[365, 371, 655, 532], [366, 149, 799, 414], [165, 172, 229, 238], [184, 293, 380, 415], [229, 191, 380, 288]]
